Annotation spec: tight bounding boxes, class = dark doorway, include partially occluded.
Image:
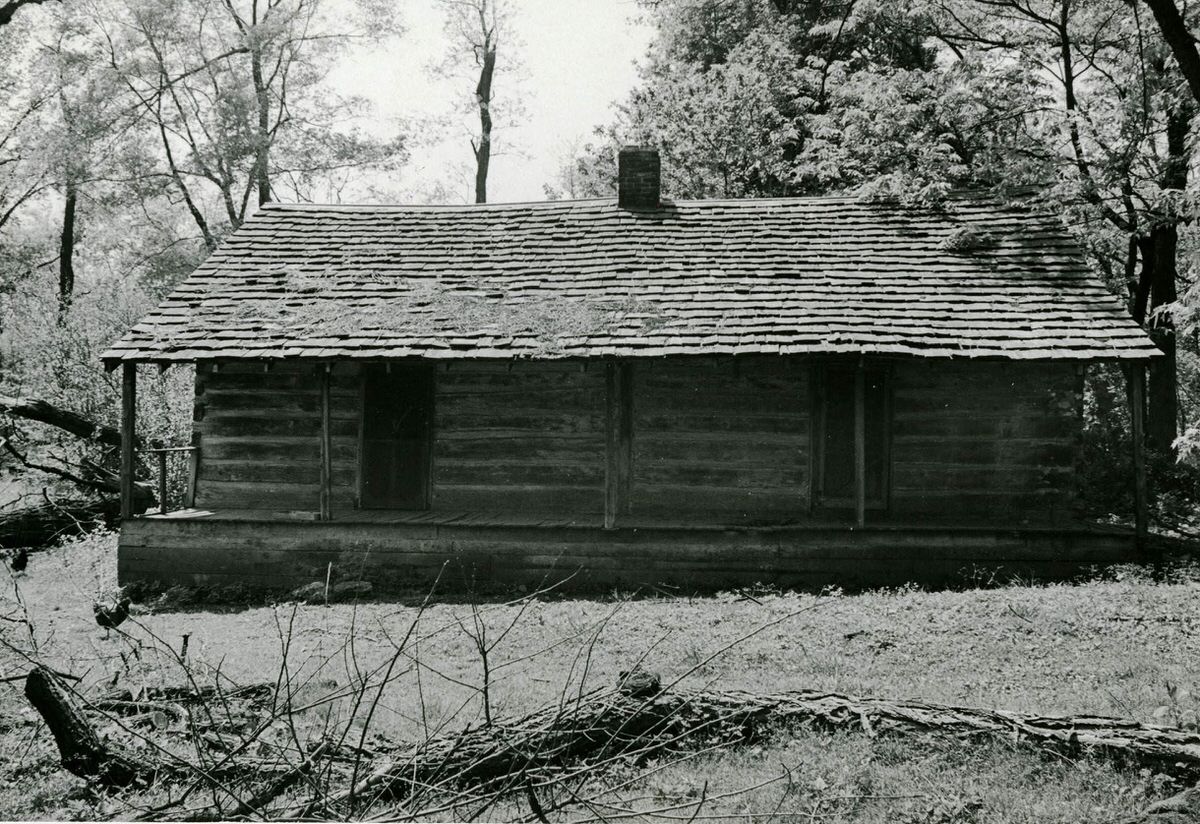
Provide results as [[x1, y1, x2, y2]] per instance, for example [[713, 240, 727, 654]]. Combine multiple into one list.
[[816, 364, 890, 510], [360, 364, 434, 509]]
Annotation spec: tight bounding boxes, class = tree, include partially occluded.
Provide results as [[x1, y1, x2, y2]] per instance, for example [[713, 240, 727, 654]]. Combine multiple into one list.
[[931, 0, 1192, 452], [100, 0, 406, 244], [568, 0, 1041, 200], [436, 0, 522, 203]]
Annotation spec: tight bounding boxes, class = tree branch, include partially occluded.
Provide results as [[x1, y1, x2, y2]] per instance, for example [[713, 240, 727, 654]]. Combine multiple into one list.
[[0, 0, 57, 28]]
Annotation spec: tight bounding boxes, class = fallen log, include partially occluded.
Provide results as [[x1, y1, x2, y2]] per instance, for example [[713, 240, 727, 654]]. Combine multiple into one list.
[[24, 666, 158, 788], [301, 686, 1200, 817], [0, 395, 128, 449], [1, 394, 158, 546], [0, 497, 119, 549]]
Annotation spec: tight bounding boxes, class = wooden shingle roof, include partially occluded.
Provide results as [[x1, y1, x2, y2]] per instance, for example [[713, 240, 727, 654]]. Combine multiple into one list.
[[102, 192, 1159, 364]]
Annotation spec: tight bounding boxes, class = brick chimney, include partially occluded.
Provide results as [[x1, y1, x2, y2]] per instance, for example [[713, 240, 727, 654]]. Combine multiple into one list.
[[618, 146, 660, 209]]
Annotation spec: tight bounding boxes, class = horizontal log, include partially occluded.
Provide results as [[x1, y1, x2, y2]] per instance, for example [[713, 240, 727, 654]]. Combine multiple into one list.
[[892, 396, 1069, 416], [198, 360, 363, 375], [194, 481, 354, 510], [200, 437, 356, 462], [635, 391, 804, 414], [195, 417, 357, 438], [633, 464, 806, 487], [434, 463, 604, 485], [891, 439, 1076, 466], [199, 388, 358, 407], [432, 485, 603, 513], [634, 437, 807, 462], [434, 437, 602, 461], [634, 413, 807, 434], [436, 360, 591, 375], [437, 390, 603, 412], [119, 526, 1134, 567], [435, 413, 604, 433], [891, 416, 1077, 439], [891, 465, 1073, 490], [199, 461, 355, 485], [629, 485, 807, 517]]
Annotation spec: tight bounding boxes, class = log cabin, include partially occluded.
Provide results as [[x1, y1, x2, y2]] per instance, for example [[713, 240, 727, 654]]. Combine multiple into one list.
[[102, 148, 1160, 593]]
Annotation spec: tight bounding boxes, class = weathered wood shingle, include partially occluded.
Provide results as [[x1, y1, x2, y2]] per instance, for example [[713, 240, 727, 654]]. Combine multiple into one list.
[[102, 193, 1159, 363]]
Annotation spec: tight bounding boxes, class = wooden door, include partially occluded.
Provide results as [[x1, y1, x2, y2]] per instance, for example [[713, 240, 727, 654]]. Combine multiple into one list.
[[360, 364, 433, 509], [816, 364, 890, 510]]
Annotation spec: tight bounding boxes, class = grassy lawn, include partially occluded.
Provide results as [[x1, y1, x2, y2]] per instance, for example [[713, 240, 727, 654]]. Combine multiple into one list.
[[1, 531, 1198, 820]]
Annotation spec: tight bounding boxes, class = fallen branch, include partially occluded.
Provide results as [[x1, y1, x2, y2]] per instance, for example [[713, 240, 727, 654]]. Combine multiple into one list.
[[1119, 783, 1200, 823], [0, 497, 119, 549], [24, 666, 159, 788], [0, 395, 129, 449], [304, 686, 1200, 817]]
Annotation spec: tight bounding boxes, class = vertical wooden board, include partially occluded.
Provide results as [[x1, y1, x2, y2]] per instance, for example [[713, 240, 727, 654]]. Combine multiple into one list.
[[120, 363, 137, 520], [319, 365, 332, 521], [604, 361, 633, 528], [1130, 362, 1148, 541], [854, 361, 866, 527]]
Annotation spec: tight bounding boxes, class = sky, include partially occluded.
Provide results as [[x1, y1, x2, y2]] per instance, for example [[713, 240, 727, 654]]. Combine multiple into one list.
[[330, 0, 654, 204]]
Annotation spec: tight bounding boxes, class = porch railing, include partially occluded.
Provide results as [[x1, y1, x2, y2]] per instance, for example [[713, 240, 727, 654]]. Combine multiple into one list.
[[140, 445, 198, 516]]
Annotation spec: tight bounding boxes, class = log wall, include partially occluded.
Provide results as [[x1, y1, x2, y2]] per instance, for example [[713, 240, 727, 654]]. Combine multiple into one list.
[[192, 362, 361, 511], [431, 361, 606, 514], [188, 357, 1084, 526], [889, 360, 1082, 525], [630, 357, 809, 521]]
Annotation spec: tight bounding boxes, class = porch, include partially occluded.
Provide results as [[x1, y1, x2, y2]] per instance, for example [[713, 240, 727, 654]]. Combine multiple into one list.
[[118, 507, 1145, 594]]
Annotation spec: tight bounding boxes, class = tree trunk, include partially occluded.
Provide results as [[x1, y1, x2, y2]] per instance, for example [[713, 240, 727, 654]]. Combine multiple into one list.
[[251, 48, 272, 206], [58, 178, 76, 317], [1128, 89, 1188, 454], [1119, 783, 1200, 823], [473, 43, 495, 204], [1142, 0, 1200, 103], [24, 666, 156, 788], [1147, 224, 1179, 452]]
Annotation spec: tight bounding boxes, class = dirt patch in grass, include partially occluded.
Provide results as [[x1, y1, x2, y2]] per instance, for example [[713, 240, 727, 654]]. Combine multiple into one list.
[[1, 532, 1198, 820]]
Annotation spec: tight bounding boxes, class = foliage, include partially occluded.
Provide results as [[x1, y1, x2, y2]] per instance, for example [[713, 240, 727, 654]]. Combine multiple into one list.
[[0, 273, 193, 504], [566, 0, 1049, 201]]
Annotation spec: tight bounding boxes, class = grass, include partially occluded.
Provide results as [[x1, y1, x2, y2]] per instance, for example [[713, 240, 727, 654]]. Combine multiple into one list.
[[1, 531, 1198, 820]]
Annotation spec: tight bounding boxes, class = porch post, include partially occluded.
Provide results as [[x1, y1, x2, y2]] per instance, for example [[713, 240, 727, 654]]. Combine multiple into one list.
[[854, 358, 866, 528], [604, 360, 632, 529], [120, 362, 137, 520], [1130, 360, 1148, 543], [319, 363, 332, 521]]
